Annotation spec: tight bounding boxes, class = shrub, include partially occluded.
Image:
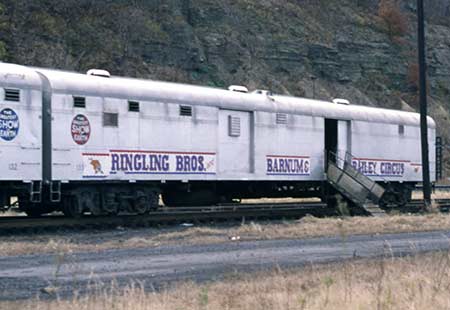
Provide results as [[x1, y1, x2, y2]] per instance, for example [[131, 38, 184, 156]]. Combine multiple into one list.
[[378, 0, 408, 39], [406, 61, 430, 96], [406, 62, 419, 92]]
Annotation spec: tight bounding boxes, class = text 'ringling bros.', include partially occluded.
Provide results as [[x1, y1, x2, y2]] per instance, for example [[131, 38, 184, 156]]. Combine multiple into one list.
[[82, 150, 216, 178]]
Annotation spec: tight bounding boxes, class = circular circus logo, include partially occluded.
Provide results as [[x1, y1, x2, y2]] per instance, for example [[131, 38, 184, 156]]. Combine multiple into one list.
[[0, 108, 19, 141], [71, 114, 91, 145]]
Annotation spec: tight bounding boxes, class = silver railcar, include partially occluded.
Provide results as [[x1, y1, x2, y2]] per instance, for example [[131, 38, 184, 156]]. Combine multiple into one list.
[[0, 63, 436, 216]]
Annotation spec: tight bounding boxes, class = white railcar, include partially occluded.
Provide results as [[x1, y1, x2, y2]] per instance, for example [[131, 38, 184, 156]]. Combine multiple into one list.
[[0, 64, 44, 212], [0, 63, 436, 215]]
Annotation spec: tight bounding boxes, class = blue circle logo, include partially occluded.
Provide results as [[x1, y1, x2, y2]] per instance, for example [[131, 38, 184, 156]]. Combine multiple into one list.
[[0, 108, 19, 141]]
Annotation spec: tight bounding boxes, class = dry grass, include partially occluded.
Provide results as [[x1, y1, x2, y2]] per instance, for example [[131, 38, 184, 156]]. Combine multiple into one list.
[[3, 213, 450, 257], [3, 252, 450, 309], [1, 190, 450, 257], [413, 189, 450, 200]]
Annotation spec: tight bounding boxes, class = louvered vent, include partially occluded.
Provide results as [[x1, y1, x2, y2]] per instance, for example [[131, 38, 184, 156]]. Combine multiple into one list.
[[73, 96, 86, 108], [228, 115, 241, 137], [103, 112, 119, 127], [276, 113, 288, 125], [180, 105, 192, 117], [4, 89, 20, 102], [128, 101, 140, 112]]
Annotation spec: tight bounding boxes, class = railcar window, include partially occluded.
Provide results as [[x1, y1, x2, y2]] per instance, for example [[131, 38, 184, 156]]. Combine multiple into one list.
[[4, 89, 20, 102], [128, 101, 140, 112], [73, 96, 86, 108], [399, 125, 405, 135], [103, 112, 119, 127], [228, 115, 241, 137], [276, 113, 288, 125], [179, 105, 192, 117]]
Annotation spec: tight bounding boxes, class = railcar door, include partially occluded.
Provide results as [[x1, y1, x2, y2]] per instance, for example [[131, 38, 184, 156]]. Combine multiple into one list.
[[325, 119, 352, 166], [337, 120, 352, 161], [218, 110, 252, 176], [324, 119, 338, 164]]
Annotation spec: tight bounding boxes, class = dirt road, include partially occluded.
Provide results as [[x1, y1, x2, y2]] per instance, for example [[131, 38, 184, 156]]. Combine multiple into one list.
[[1, 230, 450, 300]]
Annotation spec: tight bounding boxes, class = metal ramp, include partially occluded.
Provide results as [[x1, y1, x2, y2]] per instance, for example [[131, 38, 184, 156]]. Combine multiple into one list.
[[326, 153, 386, 217]]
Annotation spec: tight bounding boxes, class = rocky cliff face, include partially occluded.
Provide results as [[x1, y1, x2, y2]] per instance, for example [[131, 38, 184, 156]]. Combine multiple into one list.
[[1, 0, 450, 173]]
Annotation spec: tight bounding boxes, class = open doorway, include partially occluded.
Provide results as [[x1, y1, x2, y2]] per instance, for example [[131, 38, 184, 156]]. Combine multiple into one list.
[[324, 119, 338, 165]]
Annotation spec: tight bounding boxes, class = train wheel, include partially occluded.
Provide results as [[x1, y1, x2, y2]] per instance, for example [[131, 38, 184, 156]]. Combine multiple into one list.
[[102, 194, 118, 215], [149, 191, 159, 211], [133, 196, 149, 214], [379, 189, 402, 209], [63, 196, 83, 218], [133, 190, 158, 214], [103, 203, 118, 215]]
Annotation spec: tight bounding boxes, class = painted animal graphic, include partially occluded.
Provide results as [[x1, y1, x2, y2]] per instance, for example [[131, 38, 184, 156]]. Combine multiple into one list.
[[90, 159, 104, 174]]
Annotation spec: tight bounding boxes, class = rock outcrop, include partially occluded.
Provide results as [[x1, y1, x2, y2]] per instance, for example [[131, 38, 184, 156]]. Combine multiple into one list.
[[1, 0, 450, 174]]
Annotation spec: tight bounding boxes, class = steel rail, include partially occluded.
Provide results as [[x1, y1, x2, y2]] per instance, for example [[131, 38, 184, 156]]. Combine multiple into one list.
[[0, 202, 332, 233], [2, 199, 450, 234]]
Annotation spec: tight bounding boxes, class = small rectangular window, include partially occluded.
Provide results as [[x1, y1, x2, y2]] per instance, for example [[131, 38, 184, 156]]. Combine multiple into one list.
[[4, 89, 20, 102], [128, 101, 140, 112], [180, 105, 192, 117], [228, 115, 241, 137], [103, 112, 119, 127], [73, 96, 86, 108], [276, 113, 288, 125], [399, 125, 405, 135]]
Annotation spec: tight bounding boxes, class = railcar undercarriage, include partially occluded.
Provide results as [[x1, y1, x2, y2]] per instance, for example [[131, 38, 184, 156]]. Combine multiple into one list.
[[0, 180, 418, 217]]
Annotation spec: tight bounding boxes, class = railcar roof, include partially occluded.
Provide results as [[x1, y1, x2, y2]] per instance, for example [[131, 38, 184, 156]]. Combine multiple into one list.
[[1, 63, 434, 128], [0, 62, 43, 89]]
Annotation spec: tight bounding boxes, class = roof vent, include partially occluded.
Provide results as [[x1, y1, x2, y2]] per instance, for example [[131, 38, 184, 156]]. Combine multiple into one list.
[[228, 85, 249, 93], [87, 69, 111, 78], [252, 89, 273, 96], [332, 98, 350, 105]]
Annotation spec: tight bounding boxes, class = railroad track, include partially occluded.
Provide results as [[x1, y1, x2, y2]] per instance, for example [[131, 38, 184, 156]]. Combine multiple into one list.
[[0, 202, 333, 233], [405, 198, 450, 212], [2, 199, 450, 234]]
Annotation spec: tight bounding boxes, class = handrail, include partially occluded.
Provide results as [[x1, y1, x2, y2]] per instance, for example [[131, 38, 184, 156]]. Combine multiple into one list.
[[327, 150, 386, 202], [327, 151, 371, 185], [329, 150, 391, 186]]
